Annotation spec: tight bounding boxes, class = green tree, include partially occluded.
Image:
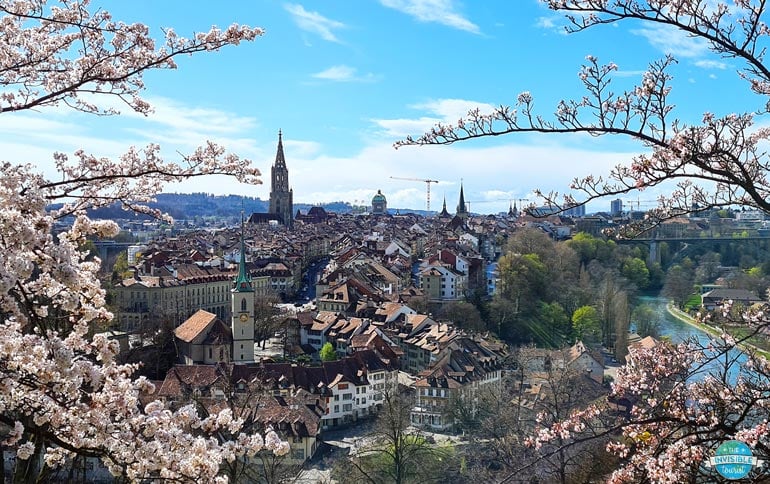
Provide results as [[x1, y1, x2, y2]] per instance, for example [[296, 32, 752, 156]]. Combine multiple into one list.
[[497, 253, 546, 317], [620, 257, 650, 290], [111, 251, 132, 282], [571, 306, 601, 346], [319, 342, 337, 361], [532, 301, 570, 348], [567, 232, 614, 266]]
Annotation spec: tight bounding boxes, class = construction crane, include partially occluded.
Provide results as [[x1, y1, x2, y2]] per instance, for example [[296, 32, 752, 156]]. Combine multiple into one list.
[[390, 176, 439, 211], [626, 197, 659, 211]]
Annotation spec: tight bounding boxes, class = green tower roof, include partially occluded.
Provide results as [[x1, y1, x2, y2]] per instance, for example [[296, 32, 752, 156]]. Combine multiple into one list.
[[234, 216, 253, 292]]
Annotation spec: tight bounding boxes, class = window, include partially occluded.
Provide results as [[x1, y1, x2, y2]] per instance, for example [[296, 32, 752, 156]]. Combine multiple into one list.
[[334, 405, 339, 413], [338, 383, 348, 390], [334, 395, 339, 401], [343, 404, 352, 412], [241, 298, 247, 311], [342, 393, 352, 400]]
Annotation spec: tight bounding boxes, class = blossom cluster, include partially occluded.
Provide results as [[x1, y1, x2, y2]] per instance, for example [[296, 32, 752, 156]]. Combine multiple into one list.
[[0, 1, 286, 481]]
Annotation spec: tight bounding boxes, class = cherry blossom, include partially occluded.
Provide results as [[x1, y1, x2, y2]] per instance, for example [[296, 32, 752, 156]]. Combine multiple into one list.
[[0, 1, 286, 481]]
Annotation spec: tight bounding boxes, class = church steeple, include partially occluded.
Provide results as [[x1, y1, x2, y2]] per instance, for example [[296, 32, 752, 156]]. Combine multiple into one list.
[[232, 214, 255, 363], [438, 194, 450, 218], [233, 215, 253, 293], [456, 181, 468, 218]]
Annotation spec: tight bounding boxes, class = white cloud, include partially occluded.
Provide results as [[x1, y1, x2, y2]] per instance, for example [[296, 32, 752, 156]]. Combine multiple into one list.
[[279, 136, 640, 215], [311, 65, 379, 82], [613, 69, 647, 78], [536, 15, 567, 34], [0, 98, 266, 187], [371, 98, 496, 137], [536, 16, 557, 29], [131, 97, 259, 134], [284, 3, 346, 43], [695, 59, 727, 70], [313, 65, 355, 81], [379, 0, 480, 34], [631, 24, 710, 59]]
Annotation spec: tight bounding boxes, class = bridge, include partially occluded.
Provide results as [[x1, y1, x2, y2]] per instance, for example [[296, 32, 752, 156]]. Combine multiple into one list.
[[616, 235, 770, 264], [92, 241, 135, 267]]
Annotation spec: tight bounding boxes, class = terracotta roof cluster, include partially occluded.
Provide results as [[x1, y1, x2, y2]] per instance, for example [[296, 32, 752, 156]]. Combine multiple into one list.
[[414, 336, 506, 389], [157, 349, 396, 404]]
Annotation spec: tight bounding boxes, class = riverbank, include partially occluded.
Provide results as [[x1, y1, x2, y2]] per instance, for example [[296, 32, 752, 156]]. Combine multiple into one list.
[[665, 302, 770, 359]]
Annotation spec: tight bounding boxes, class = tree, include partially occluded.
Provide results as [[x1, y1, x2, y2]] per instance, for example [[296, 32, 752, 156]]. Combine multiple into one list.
[[0, 1, 286, 481], [462, 347, 615, 483], [111, 251, 132, 282], [253, 294, 282, 349], [532, 301, 571, 348], [396, 1, 770, 481], [663, 263, 695, 309], [437, 301, 484, 333], [595, 274, 630, 351], [631, 303, 662, 339], [620, 257, 650, 290], [571, 305, 602, 346], [336, 388, 458, 484], [319, 342, 337, 362]]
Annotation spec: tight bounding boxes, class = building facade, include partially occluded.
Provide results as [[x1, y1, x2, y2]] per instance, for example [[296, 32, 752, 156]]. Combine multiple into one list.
[[371, 190, 387, 215]]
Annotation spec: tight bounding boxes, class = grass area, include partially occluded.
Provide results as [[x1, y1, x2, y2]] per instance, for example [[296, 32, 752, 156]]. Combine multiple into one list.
[[727, 326, 770, 355], [683, 294, 702, 313]]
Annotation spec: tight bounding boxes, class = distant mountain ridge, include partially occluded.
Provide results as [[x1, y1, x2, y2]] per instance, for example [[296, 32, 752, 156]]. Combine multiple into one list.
[[48, 193, 363, 220]]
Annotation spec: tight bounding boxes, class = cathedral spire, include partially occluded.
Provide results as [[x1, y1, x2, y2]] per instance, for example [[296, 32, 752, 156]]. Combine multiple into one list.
[[269, 129, 293, 228], [275, 129, 286, 168], [234, 213, 253, 292]]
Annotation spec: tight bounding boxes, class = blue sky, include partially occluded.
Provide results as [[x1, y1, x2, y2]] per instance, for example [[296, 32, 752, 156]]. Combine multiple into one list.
[[1, 0, 758, 214]]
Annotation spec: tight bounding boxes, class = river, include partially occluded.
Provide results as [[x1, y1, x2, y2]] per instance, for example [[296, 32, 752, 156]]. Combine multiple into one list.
[[640, 295, 747, 382], [641, 296, 710, 344]]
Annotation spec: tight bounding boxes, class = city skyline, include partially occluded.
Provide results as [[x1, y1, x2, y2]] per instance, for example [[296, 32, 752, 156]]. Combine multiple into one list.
[[0, 0, 754, 215]]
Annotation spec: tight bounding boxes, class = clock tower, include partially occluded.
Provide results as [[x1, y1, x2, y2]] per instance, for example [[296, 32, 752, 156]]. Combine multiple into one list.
[[231, 218, 255, 363]]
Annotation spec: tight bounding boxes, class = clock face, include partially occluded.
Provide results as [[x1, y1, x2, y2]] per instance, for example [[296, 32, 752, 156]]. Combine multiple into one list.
[[239, 313, 248, 322]]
